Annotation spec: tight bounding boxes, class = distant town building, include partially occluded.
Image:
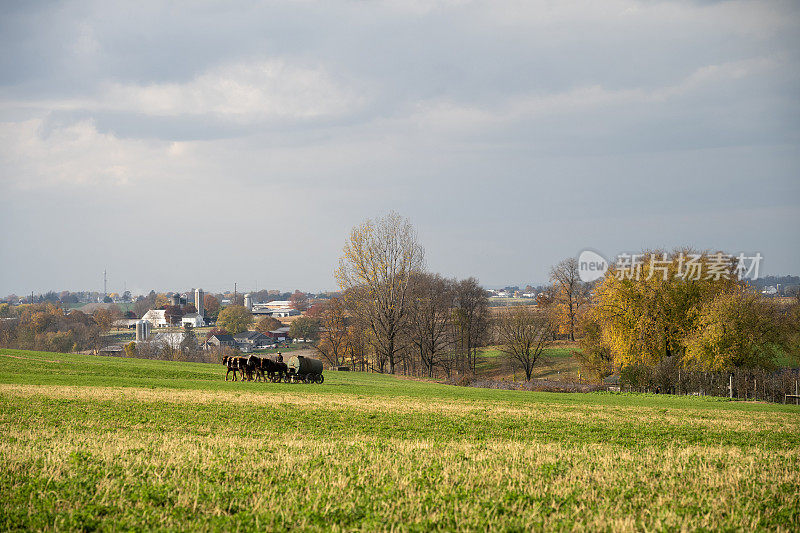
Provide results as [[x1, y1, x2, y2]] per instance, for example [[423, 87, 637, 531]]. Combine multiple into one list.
[[251, 300, 300, 317], [265, 326, 291, 342]]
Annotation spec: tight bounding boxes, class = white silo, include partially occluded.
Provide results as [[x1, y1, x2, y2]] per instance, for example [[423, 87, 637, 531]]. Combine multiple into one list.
[[135, 320, 151, 341], [244, 293, 253, 311], [195, 288, 204, 317], [135, 320, 151, 342]]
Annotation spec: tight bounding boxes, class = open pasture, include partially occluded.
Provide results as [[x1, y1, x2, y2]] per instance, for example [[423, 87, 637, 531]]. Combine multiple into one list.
[[1, 349, 798, 531]]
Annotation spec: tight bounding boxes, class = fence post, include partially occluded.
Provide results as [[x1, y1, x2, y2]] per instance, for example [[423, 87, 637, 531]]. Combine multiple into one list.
[[729, 374, 733, 399], [796, 380, 799, 406]]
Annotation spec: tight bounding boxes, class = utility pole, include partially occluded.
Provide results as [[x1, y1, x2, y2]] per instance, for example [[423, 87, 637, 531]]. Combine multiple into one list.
[[103, 269, 107, 299], [234, 282, 237, 304]]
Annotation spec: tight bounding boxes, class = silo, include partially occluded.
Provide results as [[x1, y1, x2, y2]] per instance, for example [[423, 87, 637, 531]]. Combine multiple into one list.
[[170, 293, 180, 307], [244, 293, 253, 310], [135, 320, 150, 342], [195, 288, 204, 317]]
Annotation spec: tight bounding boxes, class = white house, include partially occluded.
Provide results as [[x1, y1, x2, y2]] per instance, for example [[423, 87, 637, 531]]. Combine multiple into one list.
[[141, 309, 169, 328], [181, 313, 204, 327]]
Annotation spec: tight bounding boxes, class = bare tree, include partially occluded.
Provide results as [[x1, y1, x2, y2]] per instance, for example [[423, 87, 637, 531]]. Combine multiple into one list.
[[452, 278, 491, 374], [549, 257, 590, 341], [336, 212, 424, 374], [408, 273, 455, 377], [497, 306, 554, 381]]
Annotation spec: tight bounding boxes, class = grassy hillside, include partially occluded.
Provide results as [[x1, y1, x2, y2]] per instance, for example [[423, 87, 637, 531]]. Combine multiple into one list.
[[1, 349, 798, 531], [476, 343, 583, 381]]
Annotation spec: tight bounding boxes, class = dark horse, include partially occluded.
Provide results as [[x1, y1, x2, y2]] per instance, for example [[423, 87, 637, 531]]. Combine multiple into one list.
[[260, 357, 288, 382], [247, 355, 264, 382], [222, 355, 240, 381]]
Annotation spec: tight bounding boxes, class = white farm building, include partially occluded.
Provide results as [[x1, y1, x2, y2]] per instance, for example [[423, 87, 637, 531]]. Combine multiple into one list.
[[141, 309, 168, 328], [142, 309, 204, 328]]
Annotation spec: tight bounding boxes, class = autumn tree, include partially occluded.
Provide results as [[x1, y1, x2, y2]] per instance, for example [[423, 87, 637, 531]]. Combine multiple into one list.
[[305, 301, 330, 318], [203, 294, 221, 319], [124, 341, 137, 358], [684, 288, 791, 371], [216, 305, 252, 334], [335, 212, 424, 374], [255, 316, 282, 333], [93, 306, 121, 332], [591, 250, 741, 369], [576, 316, 614, 379], [163, 305, 184, 326], [288, 316, 320, 343], [346, 320, 369, 371], [315, 296, 349, 367], [155, 293, 170, 309], [497, 306, 554, 381], [289, 291, 310, 312]]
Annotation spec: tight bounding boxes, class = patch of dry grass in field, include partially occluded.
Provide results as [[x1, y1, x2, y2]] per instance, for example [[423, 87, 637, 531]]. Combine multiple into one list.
[[1, 382, 795, 435], [2, 425, 798, 531]]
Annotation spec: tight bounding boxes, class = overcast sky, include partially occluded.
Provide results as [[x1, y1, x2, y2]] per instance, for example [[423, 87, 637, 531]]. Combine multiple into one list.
[[1, 0, 798, 296]]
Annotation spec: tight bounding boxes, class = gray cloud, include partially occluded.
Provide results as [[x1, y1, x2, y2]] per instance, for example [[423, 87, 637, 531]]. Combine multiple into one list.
[[1, 0, 798, 295]]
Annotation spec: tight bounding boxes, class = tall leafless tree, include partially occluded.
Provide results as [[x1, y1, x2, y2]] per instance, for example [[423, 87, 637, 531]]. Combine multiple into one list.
[[336, 212, 424, 374], [549, 257, 590, 341]]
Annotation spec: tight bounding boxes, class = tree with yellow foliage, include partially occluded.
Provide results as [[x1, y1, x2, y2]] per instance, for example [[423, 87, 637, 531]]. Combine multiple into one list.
[[684, 288, 792, 371], [591, 249, 743, 370]]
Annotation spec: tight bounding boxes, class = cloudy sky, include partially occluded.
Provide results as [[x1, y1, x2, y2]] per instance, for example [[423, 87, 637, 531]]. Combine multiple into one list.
[[1, 0, 798, 296]]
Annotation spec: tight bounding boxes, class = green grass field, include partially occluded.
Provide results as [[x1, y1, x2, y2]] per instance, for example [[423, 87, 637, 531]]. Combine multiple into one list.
[[476, 344, 583, 381], [1, 349, 798, 531]]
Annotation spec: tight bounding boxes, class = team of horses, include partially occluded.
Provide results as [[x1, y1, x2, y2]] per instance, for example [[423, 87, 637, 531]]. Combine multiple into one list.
[[222, 354, 288, 382]]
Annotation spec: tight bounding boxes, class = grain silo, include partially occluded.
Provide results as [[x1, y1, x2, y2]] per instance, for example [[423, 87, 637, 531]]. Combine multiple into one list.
[[135, 320, 151, 342], [195, 288, 204, 317], [244, 293, 252, 311]]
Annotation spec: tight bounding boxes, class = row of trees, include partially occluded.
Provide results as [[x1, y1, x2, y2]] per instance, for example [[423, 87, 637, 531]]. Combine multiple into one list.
[[324, 212, 491, 377], [0, 303, 111, 352], [306, 274, 490, 377]]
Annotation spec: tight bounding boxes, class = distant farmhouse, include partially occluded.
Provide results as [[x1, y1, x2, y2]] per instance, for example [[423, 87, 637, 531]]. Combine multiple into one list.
[[141, 288, 206, 328], [203, 334, 235, 350]]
